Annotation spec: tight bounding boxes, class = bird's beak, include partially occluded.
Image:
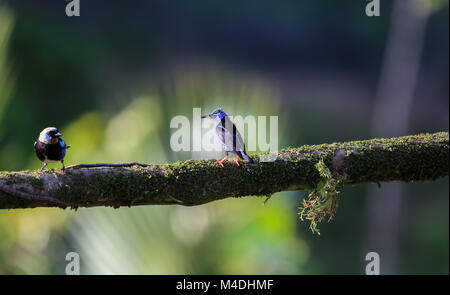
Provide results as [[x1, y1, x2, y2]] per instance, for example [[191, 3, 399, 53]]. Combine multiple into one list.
[[201, 115, 209, 118], [55, 132, 62, 137]]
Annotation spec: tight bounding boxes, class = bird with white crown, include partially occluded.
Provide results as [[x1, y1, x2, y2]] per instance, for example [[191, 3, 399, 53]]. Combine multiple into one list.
[[34, 127, 70, 172]]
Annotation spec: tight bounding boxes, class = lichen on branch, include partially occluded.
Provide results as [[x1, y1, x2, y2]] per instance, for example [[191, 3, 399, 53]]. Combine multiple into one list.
[[0, 132, 448, 213]]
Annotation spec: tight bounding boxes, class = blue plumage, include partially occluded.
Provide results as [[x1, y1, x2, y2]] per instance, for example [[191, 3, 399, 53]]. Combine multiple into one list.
[[59, 140, 68, 158], [202, 108, 254, 167]]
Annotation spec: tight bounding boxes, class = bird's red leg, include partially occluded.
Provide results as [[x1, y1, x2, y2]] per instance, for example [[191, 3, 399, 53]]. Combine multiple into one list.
[[217, 154, 229, 167], [234, 156, 240, 166]]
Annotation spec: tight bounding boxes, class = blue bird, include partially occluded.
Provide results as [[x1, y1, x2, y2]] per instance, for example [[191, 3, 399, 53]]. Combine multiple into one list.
[[34, 127, 70, 172], [202, 108, 254, 167]]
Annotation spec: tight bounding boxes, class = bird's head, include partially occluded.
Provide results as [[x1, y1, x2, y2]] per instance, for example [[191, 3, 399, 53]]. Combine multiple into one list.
[[201, 108, 227, 120], [38, 127, 63, 144]]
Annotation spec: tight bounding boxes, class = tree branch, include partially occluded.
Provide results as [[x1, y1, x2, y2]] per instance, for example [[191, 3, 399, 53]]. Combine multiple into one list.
[[0, 132, 448, 210]]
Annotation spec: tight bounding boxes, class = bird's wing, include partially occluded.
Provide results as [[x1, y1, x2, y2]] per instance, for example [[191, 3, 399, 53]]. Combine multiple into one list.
[[215, 117, 246, 152], [59, 139, 70, 149]]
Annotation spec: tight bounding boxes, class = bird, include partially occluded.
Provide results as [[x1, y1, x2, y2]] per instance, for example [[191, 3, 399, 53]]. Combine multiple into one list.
[[201, 108, 254, 167], [34, 127, 70, 172]]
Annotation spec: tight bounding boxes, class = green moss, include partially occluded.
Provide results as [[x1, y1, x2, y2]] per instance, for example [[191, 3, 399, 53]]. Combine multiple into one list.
[[0, 132, 447, 212], [49, 167, 173, 208]]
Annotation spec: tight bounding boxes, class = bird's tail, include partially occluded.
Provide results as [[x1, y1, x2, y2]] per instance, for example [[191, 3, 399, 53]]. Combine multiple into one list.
[[239, 150, 255, 164]]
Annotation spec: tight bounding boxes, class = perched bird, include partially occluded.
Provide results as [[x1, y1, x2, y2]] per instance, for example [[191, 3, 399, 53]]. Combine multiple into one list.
[[202, 108, 254, 167], [34, 127, 70, 172]]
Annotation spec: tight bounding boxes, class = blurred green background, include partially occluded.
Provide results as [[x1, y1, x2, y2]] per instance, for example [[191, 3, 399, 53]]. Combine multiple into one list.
[[0, 0, 448, 274]]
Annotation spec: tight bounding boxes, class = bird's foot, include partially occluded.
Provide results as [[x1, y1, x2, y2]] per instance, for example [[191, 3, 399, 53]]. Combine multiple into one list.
[[234, 157, 240, 166], [217, 154, 228, 167]]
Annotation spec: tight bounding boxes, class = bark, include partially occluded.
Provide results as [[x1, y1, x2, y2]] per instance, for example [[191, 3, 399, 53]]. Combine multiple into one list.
[[0, 132, 448, 210]]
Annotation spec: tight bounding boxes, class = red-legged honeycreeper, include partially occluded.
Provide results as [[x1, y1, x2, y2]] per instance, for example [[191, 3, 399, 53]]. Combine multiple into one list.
[[201, 108, 254, 167]]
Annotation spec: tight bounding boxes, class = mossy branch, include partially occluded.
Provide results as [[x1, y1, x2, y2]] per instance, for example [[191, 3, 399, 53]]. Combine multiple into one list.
[[0, 132, 448, 210]]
